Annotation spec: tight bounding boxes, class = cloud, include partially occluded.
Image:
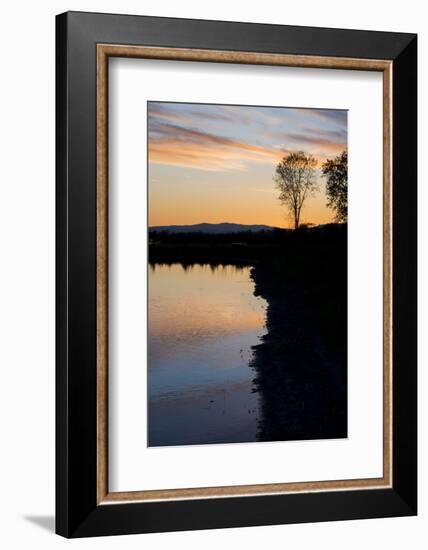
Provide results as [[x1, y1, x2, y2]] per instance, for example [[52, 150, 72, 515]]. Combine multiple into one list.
[[300, 127, 348, 141], [148, 102, 233, 125], [148, 120, 281, 171], [148, 104, 347, 171], [285, 132, 347, 153], [295, 108, 348, 126], [268, 127, 346, 157]]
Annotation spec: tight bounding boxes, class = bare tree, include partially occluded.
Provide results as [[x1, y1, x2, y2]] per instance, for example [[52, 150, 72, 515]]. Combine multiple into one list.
[[322, 149, 348, 223], [274, 151, 318, 230]]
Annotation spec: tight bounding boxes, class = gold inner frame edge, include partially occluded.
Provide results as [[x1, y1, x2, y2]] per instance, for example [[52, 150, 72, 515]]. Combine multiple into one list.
[[96, 44, 393, 505]]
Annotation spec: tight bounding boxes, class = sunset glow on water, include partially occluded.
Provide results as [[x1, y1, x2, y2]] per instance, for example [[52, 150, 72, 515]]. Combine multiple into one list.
[[148, 263, 267, 446]]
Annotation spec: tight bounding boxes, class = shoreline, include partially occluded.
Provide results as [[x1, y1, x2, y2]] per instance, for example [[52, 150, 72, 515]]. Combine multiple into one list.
[[250, 260, 347, 442]]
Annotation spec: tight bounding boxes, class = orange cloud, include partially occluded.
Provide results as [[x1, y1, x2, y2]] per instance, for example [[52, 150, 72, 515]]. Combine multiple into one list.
[[148, 123, 344, 171], [148, 122, 282, 171]]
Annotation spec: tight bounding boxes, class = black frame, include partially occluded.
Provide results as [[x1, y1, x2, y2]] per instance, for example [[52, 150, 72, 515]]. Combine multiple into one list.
[[56, 11, 417, 538]]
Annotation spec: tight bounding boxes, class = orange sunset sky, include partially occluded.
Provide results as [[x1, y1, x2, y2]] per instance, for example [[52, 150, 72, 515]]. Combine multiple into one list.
[[148, 102, 347, 229]]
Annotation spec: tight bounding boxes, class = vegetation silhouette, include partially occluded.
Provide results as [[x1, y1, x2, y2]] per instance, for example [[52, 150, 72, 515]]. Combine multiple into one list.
[[273, 151, 318, 230], [322, 149, 348, 223], [249, 224, 347, 441]]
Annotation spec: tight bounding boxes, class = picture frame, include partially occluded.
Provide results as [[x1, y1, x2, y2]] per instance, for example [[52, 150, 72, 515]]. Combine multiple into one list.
[[56, 11, 417, 537]]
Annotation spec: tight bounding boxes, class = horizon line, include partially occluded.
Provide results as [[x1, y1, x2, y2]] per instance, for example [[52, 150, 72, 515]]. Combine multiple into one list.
[[148, 221, 342, 229]]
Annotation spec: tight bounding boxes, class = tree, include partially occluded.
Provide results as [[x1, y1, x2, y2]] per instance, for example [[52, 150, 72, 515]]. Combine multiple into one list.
[[273, 151, 317, 230], [322, 149, 348, 223]]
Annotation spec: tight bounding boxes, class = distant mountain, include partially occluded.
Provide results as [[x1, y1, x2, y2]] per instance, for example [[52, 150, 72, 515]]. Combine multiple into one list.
[[149, 222, 277, 234]]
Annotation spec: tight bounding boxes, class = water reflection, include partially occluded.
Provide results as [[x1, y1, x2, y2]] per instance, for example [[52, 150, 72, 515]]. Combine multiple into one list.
[[148, 263, 267, 446]]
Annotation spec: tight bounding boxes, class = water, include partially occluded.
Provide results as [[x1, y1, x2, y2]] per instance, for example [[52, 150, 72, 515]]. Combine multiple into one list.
[[148, 263, 267, 447]]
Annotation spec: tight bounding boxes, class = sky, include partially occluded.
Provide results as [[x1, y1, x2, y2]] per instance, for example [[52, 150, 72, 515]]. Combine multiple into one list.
[[148, 102, 347, 228]]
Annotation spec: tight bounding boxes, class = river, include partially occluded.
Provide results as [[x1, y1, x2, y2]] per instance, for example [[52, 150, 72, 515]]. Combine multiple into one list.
[[148, 262, 267, 446]]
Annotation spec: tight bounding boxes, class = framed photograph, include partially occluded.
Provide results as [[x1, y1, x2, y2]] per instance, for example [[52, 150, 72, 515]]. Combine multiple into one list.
[[56, 11, 417, 537]]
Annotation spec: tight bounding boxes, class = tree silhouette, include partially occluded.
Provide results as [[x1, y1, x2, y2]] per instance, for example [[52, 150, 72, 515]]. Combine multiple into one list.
[[322, 149, 348, 223], [273, 151, 317, 230]]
